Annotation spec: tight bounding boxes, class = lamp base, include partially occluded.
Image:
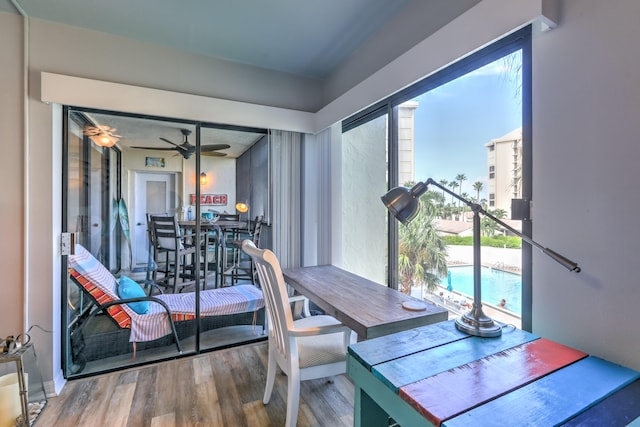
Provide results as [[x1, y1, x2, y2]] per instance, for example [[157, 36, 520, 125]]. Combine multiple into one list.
[[454, 308, 502, 338]]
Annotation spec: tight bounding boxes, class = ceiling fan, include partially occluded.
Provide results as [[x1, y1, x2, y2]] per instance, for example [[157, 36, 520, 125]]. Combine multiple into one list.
[[132, 129, 230, 159], [83, 125, 121, 147]]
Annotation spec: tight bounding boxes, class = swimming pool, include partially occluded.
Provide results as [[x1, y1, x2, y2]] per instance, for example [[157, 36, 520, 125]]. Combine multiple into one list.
[[439, 266, 522, 314]]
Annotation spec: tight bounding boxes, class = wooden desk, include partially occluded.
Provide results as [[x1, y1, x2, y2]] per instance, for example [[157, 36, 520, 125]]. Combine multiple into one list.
[[282, 265, 447, 340], [348, 320, 640, 427]]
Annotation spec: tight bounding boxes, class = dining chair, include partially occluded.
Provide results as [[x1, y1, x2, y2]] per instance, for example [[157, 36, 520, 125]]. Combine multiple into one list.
[[223, 215, 263, 286], [148, 214, 203, 293], [241, 240, 352, 427]]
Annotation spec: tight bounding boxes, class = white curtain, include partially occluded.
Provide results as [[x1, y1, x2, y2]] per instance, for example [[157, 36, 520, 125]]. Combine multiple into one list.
[[270, 129, 302, 269], [301, 126, 335, 266]]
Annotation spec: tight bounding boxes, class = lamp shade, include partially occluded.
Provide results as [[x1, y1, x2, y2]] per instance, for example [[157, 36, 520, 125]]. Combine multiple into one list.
[[235, 202, 249, 213], [89, 134, 118, 147], [380, 182, 428, 224]]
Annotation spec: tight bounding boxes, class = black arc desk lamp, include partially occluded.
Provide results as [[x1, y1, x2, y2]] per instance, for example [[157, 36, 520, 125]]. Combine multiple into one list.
[[382, 178, 581, 338]]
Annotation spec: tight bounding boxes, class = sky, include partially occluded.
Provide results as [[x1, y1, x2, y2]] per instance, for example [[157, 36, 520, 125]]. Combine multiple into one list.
[[411, 52, 522, 199]]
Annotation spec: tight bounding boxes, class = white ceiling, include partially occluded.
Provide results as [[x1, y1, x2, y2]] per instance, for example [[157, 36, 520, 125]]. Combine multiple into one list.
[[1, 0, 413, 79], [2, 0, 478, 156]]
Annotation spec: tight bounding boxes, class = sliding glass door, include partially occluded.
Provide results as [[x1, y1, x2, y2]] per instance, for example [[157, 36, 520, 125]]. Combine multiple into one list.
[[62, 108, 268, 378]]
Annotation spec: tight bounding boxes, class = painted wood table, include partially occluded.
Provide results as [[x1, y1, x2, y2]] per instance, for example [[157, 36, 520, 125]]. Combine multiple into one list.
[[282, 265, 448, 340], [347, 320, 640, 427]]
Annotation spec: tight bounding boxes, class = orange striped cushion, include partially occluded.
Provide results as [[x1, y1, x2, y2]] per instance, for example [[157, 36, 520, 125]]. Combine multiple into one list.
[[69, 267, 132, 329]]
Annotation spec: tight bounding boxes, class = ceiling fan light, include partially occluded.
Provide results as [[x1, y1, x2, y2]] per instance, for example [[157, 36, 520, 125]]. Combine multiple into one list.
[[90, 133, 117, 147]]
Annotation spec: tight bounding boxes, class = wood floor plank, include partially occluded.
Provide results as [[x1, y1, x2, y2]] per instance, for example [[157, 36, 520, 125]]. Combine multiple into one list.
[[242, 400, 270, 426], [150, 412, 175, 427], [127, 365, 157, 426], [105, 382, 136, 427], [76, 374, 118, 427], [36, 342, 354, 426]]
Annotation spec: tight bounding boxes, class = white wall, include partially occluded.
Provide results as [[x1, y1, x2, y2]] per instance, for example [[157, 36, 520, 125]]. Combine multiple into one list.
[[532, 0, 640, 370], [0, 11, 24, 345]]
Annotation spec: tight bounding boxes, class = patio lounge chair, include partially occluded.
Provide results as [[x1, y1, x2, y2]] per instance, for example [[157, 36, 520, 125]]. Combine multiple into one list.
[[67, 244, 265, 371]]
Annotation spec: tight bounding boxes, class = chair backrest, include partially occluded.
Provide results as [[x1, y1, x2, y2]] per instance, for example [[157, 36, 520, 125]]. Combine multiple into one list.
[[252, 215, 264, 246], [242, 240, 293, 359], [68, 244, 133, 328], [149, 214, 180, 250], [218, 213, 240, 221]]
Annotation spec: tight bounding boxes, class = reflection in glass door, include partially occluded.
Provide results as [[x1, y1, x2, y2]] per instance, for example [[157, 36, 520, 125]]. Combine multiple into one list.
[[62, 108, 269, 378]]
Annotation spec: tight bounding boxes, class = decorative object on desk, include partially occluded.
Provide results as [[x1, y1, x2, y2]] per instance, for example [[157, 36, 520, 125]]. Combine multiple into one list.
[[200, 172, 207, 186], [402, 300, 427, 311], [235, 201, 251, 233], [83, 124, 120, 147], [132, 128, 230, 160], [190, 194, 228, 206], [381, 178, 581, 338]]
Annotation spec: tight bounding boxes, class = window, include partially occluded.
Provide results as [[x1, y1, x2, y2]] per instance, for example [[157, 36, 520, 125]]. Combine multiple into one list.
[[342, 25, 532, 330]]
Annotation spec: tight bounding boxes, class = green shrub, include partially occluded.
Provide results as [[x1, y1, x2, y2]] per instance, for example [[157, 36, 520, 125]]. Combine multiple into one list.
[[442, 235, 522, 249]]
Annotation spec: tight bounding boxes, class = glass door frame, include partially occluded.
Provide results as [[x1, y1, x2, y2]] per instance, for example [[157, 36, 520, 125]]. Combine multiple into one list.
[[342, 26, 533, 330]]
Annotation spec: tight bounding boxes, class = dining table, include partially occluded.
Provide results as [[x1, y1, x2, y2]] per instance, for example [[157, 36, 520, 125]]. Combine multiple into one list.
[[178, 220, 247, 287], [282, 265, 448, 341], [178, 219, 247, 232]]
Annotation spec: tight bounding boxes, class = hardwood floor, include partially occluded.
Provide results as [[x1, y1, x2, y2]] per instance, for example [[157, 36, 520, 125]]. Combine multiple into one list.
[[36, 341, 354, 427]]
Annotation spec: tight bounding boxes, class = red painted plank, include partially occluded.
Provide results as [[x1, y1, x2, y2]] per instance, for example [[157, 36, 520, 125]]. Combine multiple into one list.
[[399, 338, 587, 426]]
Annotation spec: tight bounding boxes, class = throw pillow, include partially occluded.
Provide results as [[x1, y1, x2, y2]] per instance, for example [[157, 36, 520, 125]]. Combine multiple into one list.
[[117, 276, 149, 314]]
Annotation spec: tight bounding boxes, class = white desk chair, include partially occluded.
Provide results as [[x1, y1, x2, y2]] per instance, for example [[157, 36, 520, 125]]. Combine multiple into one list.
[[241, 240, 352, 427]]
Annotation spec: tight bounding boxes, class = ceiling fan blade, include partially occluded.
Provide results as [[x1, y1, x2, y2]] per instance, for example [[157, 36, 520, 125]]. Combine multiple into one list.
[[201, 144, 231, 152], [159, 137, 189, 152], [131, 146, 178, 151], [201, 151, 227, 157]]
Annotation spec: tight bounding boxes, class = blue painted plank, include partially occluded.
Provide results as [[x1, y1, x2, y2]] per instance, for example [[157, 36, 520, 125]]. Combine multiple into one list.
[[373, 328, 538, 392], [443, 356, 640, 427], [561, 378, 640, 426], [348, 320, 468, 370]]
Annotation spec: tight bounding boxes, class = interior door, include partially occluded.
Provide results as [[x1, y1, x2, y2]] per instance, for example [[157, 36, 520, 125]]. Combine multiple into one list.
[[132, 172, 179, 268]]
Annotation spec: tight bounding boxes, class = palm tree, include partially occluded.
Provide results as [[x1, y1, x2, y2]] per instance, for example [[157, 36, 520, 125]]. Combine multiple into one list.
[[473, 181, 484, 202], [448, 181, 458, 205], [455, 174, 467, 197], [438, 179, 448, 202], [398, 198, 448, 295], [448, 181, 459, 219], [481, 208, 507, 237]]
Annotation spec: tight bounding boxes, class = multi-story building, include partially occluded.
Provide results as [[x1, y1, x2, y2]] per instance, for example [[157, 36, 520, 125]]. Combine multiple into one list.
[[485, 127, 522, 216], [398, 101, 419, 186]]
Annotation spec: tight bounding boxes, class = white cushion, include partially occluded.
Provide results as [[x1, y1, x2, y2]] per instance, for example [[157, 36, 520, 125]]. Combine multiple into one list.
[[294, 315, 347, 368]]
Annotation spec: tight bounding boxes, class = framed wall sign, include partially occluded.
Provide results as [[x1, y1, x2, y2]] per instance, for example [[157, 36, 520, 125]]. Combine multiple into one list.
[[145, 156, 165, 167], [190, 194, 228, 206]]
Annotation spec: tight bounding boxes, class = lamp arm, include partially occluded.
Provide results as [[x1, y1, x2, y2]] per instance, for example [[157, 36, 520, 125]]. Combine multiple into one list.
[[423, 178, 581, 273]]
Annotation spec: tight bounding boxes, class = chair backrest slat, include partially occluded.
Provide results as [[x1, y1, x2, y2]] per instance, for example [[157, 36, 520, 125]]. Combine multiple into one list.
[[149, 214, 180, 250], [242, 240, 293, 358]]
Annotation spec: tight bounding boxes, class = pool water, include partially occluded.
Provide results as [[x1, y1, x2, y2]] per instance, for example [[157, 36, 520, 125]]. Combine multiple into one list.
[[439, 266, 522, 314]]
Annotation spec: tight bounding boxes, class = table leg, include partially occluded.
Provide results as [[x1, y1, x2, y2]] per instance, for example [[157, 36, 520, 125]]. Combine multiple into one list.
[[355, 386, 394, 427]]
